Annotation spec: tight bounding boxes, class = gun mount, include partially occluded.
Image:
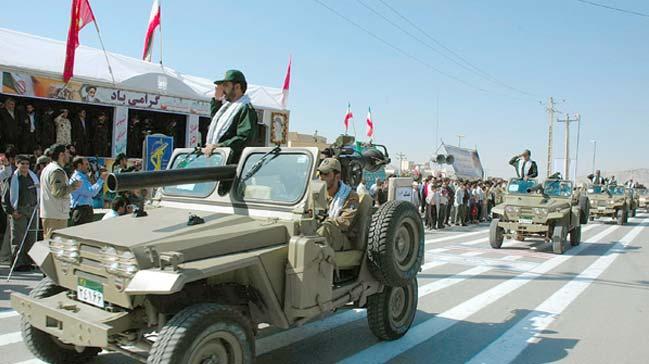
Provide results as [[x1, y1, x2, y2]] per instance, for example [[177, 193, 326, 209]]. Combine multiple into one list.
[[321, 135, 391, 188]]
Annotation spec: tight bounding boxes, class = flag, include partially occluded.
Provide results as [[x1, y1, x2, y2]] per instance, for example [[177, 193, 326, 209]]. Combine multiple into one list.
[[366, 107, 374, 138], [63, 0, 96, 82], [344, 103, 353, 132], [280, 56, 291, 109], [142, 0, 161, 61]]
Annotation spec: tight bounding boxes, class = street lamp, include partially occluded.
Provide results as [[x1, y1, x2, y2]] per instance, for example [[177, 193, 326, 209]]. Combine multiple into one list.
[[589, 140, 597, 174]]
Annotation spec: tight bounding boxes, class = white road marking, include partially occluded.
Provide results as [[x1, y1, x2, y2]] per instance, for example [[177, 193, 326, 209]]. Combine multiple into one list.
[[0, 310, 18, 319], [427, 248, 449, 253], [465, 219, 648, 364], [425, 229, 489, 245], [14, 360, 46, 364], [424, 253, 538, 272], [0, 331, 22, 347], [339, 225, 619, 364], [461, 237, 489, 246], [460, 251, 486, 257]]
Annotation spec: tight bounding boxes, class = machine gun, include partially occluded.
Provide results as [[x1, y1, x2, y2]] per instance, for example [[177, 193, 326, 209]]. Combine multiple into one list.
[[106, 165, 238, 192], [321, 135, 391, 188], [527, 183, 550, 199]]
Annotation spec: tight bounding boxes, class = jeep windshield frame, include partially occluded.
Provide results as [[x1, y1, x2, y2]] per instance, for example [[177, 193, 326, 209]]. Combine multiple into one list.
[[162, 151, 226, 198], [610, 186, 626, 196], [542, 180, 573, 198], [234, 151, 314, 206], [507, 178, 537, 195]]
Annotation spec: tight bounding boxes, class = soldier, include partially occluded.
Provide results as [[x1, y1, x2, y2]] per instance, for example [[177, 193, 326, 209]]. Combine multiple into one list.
[[587, 170, 607, 185], [509, 149, 538, 180], [316, 158, 359, 251], [203, 70, 258, 162]]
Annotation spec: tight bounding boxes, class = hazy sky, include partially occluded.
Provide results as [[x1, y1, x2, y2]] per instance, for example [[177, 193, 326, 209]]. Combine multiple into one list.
[[1, 0, 648, 177]]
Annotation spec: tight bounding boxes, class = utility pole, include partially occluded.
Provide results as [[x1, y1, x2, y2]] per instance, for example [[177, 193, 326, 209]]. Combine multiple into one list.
[[396, 152, 406, 175], [556, 113, 579, 180], [590, 140, 597, 174], [457, 134, 464, 148], [574, 114, 581, 181], [546, 97, 556, 177]]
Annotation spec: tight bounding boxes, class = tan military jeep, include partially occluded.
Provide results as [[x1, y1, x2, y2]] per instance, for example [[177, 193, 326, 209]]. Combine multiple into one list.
[[490, 178, 588, 254], [586, 184, 632, 224], [638, 189, 649, 212], [11, 146, 424, 363]]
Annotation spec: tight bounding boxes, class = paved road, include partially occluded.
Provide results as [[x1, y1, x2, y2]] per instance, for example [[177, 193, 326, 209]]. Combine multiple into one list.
[[1, 213, 649, 364]]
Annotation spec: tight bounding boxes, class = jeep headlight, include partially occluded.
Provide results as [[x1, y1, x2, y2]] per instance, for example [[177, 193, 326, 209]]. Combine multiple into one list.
[[505, 206, 520, 214], [49, 237, 80, 264], [533, 208, 548, 217], [100, 246, 139, 277]]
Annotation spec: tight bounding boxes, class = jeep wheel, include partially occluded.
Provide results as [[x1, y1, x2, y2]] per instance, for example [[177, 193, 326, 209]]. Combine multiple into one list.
[[367, 277, 418, 341], [552, 225, 568, 254], [21, 277, 100, 364], [148, 304, 254, 364], [570, 225, 582, 246], [631, 209, 636, 218], [579, 196, 590, 224], [368, 200, 424, 287], [617, 207, 627, 225], [489, 219, 504, 249]]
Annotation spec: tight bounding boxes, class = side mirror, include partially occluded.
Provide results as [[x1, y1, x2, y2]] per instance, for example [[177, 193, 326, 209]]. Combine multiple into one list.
[[307, 180, 328, 218]]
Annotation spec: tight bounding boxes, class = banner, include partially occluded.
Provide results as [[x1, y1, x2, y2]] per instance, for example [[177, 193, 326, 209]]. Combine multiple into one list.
[[1, 70, 210, 116], [186, 114, 200, 148], [144, 134, 174, 171], [442, 144, 484, 180], [112, 106, 128, 157]]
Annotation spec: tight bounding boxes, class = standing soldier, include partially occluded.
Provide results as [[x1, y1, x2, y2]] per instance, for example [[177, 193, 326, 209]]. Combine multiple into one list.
[[509, 149, 538, 180], [203, 70, 258, 162]]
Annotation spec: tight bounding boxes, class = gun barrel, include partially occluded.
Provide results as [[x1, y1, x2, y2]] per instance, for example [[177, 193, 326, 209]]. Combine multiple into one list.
[[107, 165, 237, 192]]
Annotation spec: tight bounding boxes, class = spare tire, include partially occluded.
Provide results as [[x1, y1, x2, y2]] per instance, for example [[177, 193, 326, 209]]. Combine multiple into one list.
[[368, 200, 424, 287], [579, 196, 590, 224]]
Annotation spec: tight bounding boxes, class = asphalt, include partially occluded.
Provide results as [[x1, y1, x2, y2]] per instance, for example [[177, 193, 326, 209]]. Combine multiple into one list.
[[1, 212, 648, 364]]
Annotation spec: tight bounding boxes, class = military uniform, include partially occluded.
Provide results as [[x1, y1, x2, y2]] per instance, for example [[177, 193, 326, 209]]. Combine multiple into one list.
[[316, 158, 360, 251], [207, 70, 258, 162]]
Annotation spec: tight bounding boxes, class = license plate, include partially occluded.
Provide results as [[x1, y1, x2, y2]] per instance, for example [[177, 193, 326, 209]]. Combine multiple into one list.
[[77, 278, 104, 308], [597, 207, 606, 210], [518, 218, 533, 224]]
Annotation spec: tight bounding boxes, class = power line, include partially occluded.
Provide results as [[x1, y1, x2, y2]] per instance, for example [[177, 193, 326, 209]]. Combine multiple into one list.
[[376, 0, 539, 98], [575, 0, 649, 18], [311, 0, 487, 92]]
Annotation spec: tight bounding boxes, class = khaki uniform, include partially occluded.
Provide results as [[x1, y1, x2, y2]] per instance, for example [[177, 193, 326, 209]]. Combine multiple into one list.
[[317, 190, 360, 251]]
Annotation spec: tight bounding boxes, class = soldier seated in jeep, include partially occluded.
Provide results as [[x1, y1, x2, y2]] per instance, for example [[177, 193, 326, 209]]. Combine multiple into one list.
[[316, 158, 360, 251]]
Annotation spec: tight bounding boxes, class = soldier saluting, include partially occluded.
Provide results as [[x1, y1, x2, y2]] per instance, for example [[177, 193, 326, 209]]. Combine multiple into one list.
[[202, 70, 258, 162], [509, 149, 538, 180]]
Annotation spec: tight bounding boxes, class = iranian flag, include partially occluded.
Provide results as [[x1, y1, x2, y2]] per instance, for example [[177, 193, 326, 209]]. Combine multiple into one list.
[[142, 0, 161, 62], [63, 0, 96, 82], [344, 103, 353, 133], [366, 107, 374, 138], [280, 56, 291, 109]]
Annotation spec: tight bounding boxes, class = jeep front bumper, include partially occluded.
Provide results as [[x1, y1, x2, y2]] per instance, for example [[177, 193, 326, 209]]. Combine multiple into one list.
[[590, 207, 616, 216], [11, 291, 130, 347], [498, 221, 548, 233]]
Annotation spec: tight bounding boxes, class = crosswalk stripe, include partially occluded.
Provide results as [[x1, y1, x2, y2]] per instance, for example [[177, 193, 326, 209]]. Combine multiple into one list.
[[0, 331, 22, 347], [0, 310, 19, 319], [425, 229, 488, 245], [14, 360, 46, 364], [466, 219, 648, 364], [461, 237, 488, 246], [339, 225, 619, 364]]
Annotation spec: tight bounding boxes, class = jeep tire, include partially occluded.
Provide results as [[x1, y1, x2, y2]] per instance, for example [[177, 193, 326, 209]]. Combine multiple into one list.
[[368, 200, 424, 287], [570, 225, 582, 246], [552, 225, 568, 254], [21, 277, 101, 364], [367, 277, 418, 341], [489, 219, 504, 249], [148, 304, 254, 364], [579, 196, 590, 224], [617, 206, 627, 225]]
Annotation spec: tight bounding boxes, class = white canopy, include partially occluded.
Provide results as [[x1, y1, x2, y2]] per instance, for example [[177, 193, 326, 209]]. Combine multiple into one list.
[[0, 27, 284, 110]]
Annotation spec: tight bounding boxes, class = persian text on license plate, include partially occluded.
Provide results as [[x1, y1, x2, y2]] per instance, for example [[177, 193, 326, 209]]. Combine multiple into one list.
[[597, 207, 606, 210], [518, 218, 533, 224], [77, 278, 104, 308]]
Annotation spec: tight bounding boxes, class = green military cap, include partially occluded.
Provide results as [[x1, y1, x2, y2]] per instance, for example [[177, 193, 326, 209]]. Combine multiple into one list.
[[214, 69, 247, 84], [317, 158, 341, 174]]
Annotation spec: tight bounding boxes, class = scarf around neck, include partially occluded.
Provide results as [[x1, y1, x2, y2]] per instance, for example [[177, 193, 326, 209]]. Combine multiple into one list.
[[329, 181, 352, 218], [206, 94, 251, 145]]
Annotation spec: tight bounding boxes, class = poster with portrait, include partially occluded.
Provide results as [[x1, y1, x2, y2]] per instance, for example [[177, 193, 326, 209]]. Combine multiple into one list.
[[270, 112, 288, 145]]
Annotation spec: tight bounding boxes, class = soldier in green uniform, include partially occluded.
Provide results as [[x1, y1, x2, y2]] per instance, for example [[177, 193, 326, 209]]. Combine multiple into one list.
[[203, 70, 258, 162], [316, 158, 360, 251]]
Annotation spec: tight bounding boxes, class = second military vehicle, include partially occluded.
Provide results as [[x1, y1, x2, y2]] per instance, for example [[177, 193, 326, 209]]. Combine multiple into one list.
[[490, 177, 588, 254], [11, 142, 424, 364], [587, 184, 631, 224]]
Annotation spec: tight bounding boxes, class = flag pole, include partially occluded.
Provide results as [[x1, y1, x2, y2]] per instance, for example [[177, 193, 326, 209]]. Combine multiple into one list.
[[92, 22, 116, 85], [158, 0, 163, 66]]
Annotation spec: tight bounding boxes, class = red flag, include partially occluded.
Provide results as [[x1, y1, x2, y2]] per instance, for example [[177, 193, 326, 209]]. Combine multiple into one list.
[[142, 0, 161, 61], [366, 107, 374, 138], [344, 103, 353, 132], [63, 0, 96, 82], [280, 56, 291, 109]]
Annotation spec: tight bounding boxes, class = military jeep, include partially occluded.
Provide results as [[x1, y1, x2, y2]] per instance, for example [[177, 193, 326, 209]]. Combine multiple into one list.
[[586, 184, 631, 224], [638, 189, 649, 212], [490, 178, 588, 254], [11, 145, 424, 363]]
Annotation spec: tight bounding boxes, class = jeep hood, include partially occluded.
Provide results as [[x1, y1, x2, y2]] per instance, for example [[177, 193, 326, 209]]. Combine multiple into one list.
[[503, 195, 570, 210], [54, 207, 290, 261]]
